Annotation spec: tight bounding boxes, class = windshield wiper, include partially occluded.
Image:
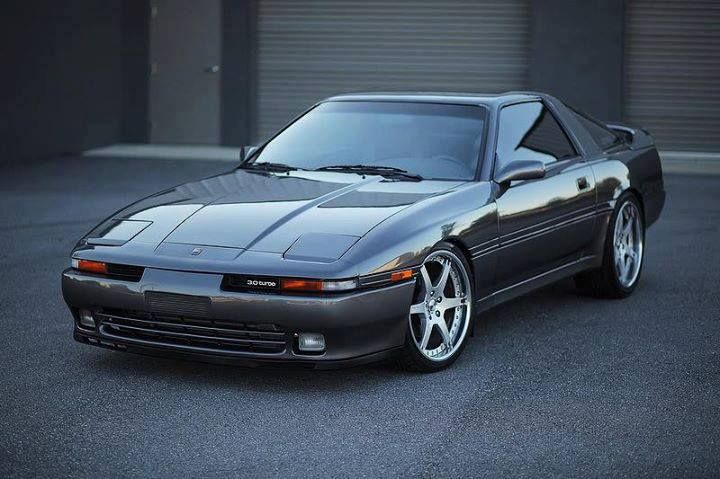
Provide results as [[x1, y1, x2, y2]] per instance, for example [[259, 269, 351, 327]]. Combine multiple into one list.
[[315, 164, 423, 181], [241, 162, 300, 172]]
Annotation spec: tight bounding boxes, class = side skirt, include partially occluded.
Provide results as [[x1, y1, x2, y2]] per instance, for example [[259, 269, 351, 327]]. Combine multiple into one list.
[[473, 255, 599, 315]]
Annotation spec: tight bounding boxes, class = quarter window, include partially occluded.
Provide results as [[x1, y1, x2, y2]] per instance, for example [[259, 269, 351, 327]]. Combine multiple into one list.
[[570, 108, 622, 151], [495, 102, 577, 173]]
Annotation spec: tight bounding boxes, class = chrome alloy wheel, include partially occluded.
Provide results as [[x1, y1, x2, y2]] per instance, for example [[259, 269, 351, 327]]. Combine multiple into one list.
[[409, 250, 472, 362], [613, 201, 644, 288]]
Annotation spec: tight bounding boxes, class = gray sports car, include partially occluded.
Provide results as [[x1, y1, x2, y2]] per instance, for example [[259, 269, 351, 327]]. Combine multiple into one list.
[[62, 92, 665, 372]]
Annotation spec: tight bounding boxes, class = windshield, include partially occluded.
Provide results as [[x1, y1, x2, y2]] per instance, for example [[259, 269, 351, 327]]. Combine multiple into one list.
[[249, 101, 487, 180]]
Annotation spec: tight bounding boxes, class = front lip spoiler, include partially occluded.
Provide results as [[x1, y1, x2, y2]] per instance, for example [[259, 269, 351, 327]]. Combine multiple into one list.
[[73, 330, 403, 370]]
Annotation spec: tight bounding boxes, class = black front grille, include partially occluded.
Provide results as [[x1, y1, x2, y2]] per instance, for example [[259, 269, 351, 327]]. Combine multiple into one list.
[[105, 263, 145, 282], [97, 309, 287, 355], [146, 291, 211, 318]]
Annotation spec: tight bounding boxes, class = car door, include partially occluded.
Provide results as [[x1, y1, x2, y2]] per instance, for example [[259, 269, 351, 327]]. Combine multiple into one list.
[[493, 101, 597, 290]]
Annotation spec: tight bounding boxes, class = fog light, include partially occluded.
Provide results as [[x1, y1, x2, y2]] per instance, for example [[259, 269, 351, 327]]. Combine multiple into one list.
[[78, 309, 96, 329], [298, 333, 325, 353]]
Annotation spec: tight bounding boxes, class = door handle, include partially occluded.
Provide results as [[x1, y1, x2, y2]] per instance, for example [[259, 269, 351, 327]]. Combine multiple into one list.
[[576, 176, 590, 191], [204, 65, 220, 73]]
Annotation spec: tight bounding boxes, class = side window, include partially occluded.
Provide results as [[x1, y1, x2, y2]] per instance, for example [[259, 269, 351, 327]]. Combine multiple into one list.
[[495, 102, 577, 173], [570, 109, 622, 151]]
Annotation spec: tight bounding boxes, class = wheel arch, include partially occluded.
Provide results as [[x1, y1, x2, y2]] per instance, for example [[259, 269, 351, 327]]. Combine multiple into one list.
[[439, 237, 478, 336], [440, 237, 476, 292], [624, 187, 646, 226]]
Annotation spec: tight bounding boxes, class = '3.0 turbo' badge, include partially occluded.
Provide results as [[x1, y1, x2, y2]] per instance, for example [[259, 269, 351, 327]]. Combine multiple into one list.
[[244, 278, 278, 289]]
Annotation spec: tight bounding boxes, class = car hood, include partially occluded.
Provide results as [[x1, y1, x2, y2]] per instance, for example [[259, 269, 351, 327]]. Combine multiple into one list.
[[84, 169, 463, 260]]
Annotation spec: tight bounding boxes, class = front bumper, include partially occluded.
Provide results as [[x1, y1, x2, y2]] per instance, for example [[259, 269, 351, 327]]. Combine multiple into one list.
[[61, 267, 415, 368]]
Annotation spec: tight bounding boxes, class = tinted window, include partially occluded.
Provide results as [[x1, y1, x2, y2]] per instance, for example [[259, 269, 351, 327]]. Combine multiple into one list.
[[495, 102, 577, 173], [570, 109, 622, 150], [251, 102, 486, 180]]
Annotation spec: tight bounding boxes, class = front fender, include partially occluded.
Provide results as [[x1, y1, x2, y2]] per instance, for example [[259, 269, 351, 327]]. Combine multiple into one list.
[[343, 182, 497, 290]]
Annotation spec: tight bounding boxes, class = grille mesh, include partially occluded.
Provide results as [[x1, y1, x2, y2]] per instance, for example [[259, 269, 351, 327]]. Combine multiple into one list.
[[97, 309, 287, 355], [146, 292, 211, 318]]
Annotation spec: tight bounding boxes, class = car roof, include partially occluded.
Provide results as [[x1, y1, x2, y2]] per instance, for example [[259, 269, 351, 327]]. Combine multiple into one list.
[[324, 91, 548, 107]]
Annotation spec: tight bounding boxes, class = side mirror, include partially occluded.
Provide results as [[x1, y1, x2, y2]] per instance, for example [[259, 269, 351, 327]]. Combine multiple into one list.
[[241, 145, 259, 161], [494, 160, 546, 185]]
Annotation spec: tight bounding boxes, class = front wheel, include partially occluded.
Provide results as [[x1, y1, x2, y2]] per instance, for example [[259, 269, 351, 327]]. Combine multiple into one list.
[[575, 193, 645, 298], [398, 243, 474, 372]]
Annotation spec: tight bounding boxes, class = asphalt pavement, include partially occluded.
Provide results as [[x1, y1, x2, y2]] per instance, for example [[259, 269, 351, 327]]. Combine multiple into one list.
[[1, 156, 718, 478]]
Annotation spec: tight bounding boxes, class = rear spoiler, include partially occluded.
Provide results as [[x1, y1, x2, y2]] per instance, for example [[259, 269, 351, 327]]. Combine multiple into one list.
[[606, 122, 655, 150]]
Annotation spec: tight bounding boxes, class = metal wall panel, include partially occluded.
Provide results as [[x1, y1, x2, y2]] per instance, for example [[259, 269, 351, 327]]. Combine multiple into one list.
[[625, 1, 720, 151], [255, 0, 529, 142]]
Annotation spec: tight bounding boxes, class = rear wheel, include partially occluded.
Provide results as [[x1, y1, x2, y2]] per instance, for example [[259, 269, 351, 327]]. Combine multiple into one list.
[[575, 193, 645, 298], [398, 243, 473, 372]]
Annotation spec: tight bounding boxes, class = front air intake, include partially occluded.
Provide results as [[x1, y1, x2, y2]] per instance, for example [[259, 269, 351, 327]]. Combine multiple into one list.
[[105, 263, 145, 282], [96, 309, 287, 355]]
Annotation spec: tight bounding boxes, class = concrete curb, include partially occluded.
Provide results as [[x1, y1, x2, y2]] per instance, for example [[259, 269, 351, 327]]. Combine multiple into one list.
[[661, 151, 720, 176], [83, 144, 720, 175], [83, 144, 241, 161]]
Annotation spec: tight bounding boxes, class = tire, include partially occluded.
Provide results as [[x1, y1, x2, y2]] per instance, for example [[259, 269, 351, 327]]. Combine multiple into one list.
[[574, 193, 645, 298], [398, 242, 474, 372]]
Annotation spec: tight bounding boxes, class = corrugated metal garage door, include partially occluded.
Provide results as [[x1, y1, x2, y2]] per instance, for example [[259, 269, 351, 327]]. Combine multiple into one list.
[[255, 0, 529, 141], [625, 1, 720, 152]]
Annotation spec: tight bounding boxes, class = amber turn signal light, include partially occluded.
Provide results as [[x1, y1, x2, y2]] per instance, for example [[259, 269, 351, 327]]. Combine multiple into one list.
[[390, 269, 413, 282], [72, 259, 108, 274], [280, 278, 324, 291]]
